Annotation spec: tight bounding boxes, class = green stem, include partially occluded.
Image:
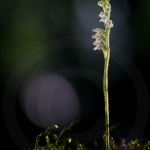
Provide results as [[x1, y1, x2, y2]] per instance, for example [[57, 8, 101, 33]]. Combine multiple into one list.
[[103, 27, 110, 150], [103, 51, 110, 150]]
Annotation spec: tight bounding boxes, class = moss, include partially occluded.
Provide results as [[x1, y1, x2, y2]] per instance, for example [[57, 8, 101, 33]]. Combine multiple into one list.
[[28, 121, 89, 150]]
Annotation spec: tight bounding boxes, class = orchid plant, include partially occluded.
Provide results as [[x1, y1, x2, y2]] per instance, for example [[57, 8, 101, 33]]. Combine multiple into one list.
[[91, 1, 150, 150], [92, 0, 113, 149], [24, 0, 150, 149]]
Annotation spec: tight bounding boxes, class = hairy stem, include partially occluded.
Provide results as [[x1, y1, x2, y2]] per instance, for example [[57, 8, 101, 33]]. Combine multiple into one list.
[[103, 27, 110, 150]]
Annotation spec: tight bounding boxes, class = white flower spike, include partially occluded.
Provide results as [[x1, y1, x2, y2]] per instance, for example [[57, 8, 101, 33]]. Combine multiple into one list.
[[92, 1, 114, 51], [92, 1, 114, 149]]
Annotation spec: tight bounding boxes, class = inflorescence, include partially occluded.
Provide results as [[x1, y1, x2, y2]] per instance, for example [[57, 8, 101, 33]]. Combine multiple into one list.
[[92, 0, 113, 51]]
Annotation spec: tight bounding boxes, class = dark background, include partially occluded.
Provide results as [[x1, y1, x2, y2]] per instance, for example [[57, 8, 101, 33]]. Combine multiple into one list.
[[1, 0, 150, 149]]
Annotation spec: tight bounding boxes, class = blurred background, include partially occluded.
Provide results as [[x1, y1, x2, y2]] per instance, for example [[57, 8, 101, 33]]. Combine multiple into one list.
[[1, 0, 150, 149]]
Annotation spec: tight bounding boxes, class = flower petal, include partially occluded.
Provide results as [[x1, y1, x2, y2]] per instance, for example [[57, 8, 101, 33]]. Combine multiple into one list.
[[99, 12, 105, 17], [92, 28, 101, 33]]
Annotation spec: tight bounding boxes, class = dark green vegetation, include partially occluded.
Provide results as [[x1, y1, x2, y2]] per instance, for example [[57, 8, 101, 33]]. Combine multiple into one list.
[[26, 122, 150, 150]]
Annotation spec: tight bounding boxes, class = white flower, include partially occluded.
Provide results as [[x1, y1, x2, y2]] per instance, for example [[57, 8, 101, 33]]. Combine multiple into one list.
[[106, 3, 111, 12], [93, 41, 101, 45], [94, 44, 102, 50], [106, 3, 111, 9], [92, 35, 99, 39], [95, 31, 102, 36], [92, 28, 101, 33], [99, 12, 105, 17], [100, 16, 108, 23], [106, 20, 113, 28], [106, 7, 111, 12], [93, 38, 101, 45], [92, 27, 103, 50], [93, 42, 98, 45], [95, 37, 101, 43], [92, 28, 102, 37], [98, 1, 103, 7], [92, 32, 101, 38]]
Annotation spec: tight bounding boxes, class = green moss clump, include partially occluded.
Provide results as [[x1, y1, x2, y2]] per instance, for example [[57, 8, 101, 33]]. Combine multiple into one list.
[[29, 121, 89, 150]]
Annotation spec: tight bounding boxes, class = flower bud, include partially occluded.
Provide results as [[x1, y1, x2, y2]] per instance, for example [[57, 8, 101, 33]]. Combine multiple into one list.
[[54, 124, 59, 128]]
